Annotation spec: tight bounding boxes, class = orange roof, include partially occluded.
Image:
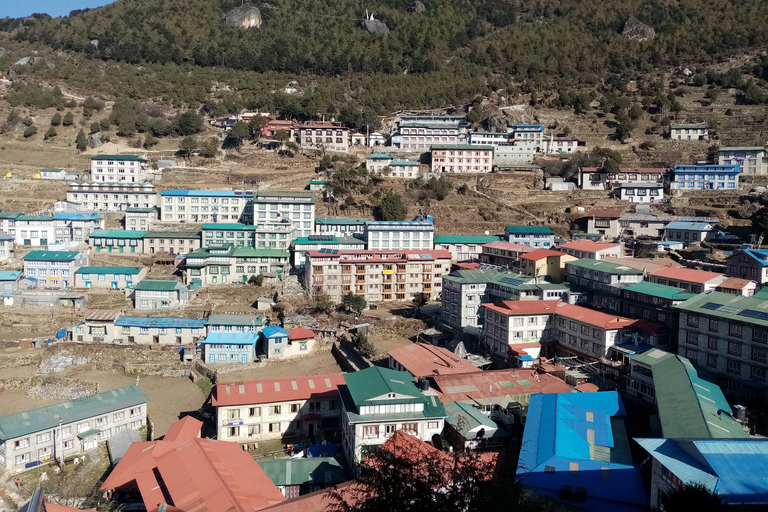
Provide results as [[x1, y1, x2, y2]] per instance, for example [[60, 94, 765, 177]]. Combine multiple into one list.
[[163, 415, 202, 442], [482, 300, 560, 316], [45, 502, 96, 512], [259, 483, 358, 512], [388, 343, 482, 378], [102, 418, 285, 512], [717, 277, 755, 290], [552, 302, 637, 330], [287, 326, 316, 340], [430, 369, 576, 403], [212, 374, 345, 407], [482, 241, 535, 252], [575, 383, 600, 392], [583, 208, 623, 219], [557, 240, 621, 252], [652, 266, 723, 284], [519, 249, 568, 261]]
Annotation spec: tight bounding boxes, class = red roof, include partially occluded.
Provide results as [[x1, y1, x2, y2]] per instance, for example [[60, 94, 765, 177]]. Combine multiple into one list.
[[484, 300, 639, 330], [212, 374, 345, 407], [388, 343, 482, 378], [652, 266, 723, 284], [519, 249, 569, 261], [45, 502, 96, 512], [305, 249, 452, 263], [102, 418, 285, 512], [575, 383, 600, 392], [583, 208, 623, 219], [288, 326, 316, 340], [259, 482, 358, 512], [716, 277, 755, 290], [163, 415, 202, 442], [482, 241, 535, 253], [557, 240, 621, 252], [482, 300, 560, 316], [430, 369, 576, 403]]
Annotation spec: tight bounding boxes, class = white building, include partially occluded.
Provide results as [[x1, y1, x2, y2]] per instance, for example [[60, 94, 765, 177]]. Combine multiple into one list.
[[160, 189, 254, 224], [11, 215, 55, 246], [295, 124, 350, 153], [616, 183, 665, 203], [387, 160, 419, 179], [90, 155, 149, 183], [467, 132, 514, 146], [494, 144, 535, 166], [67, 182, 157, 212], [253, 191, 316, 238], [365, 218, 434, 251], [512, 125, 544, 152], [670, 123, 709, 141], [718, 146, 767, 175], [124, 207, 157, 231], [365, 154, 392, 173], [22, 250, 89, 289]]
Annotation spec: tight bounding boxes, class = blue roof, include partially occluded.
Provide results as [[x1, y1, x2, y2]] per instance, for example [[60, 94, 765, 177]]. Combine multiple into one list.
[[636, 438, 768, 505], [367, 154, 392, 159], [201, 332, 258, 345], [0, 271, 22, 281], [389, 160, 418, 166], [665, 221, 715, 231], [741, 249, 768, 268], [161, 190, 254, 197], [514, 124, 544, 131], [53, 213, 102, 221], [517, 392, 646, 511], [261, 325, 289, 338], [114, 317, 207, 329], [674, 164, 741, 174]]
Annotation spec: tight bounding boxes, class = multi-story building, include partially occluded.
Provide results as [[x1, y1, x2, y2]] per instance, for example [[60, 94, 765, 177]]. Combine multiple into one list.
[[516, 249, 576, 283], [291, 235, 365, 268], [387, 160, 419, 179], [557, 239, 623, 260], [365, 153, 392, 173], [615, 182, 664, 203], [160, 190, 254, 224], [23, 250, 88, 289], [74, 266, 147, 290], [53, 213, 103, 244], [433, 235, 503, 263], [585, 210, 719, 239], [479, 241, 535, 266], [619, 281, 694, 335], [206, 313, 266, 335], [11, 215, 55, 246], [0, 234, 13, 263], [201, 332, 258, 364], [132, 279, 189, 309], [430, 144, 493, 173], [565, 258, 644, 301], [493, 144, 535, 166], [142, 230, 201, 255], [183, 244, 289, 286], [0, 386, 147, 473], [259, 325, 315, 359], [305, 249, 451, 303], [674, 291, 768, 399], [504, 225, 555, 248], [90, 155, 149, 183], [672, 164, 740, 190], [254, 222, 294, 250], [89, 230, 146, 254], [212, 374, 346, 444], [467, 131, 514, 146], [253, 191, 316, 238], [365, 218, 434, 251], [545, 138, 580, 154], [392, 116, 466, 150], [67, 182, 157, 212], [718, 146, 767, 175], [726, 249, 768, 284], [512, 124, 544, 151], [339, 366, 445, 466], [482, 300, 558, 363], [663, 221, 717, 244], [314, 217, 367, 237], [123, 207, 156, 231], [649, 267, 725, 294], [73, 309, 123, 343], [202, 223, 255, 247], [112, 317, 206, 344], [670, 123, 709, 141], [295, 124, 350, 153]]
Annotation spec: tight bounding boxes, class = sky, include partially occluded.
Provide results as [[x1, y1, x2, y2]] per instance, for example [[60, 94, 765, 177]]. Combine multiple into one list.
[[1, 0, 116, 19]]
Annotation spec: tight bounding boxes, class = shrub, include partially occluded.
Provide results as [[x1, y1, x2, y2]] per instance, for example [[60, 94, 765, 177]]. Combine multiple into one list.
[[23, 125, 38, 138]]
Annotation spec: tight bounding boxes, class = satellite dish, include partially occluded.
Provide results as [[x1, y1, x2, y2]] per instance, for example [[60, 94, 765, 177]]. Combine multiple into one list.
[[484, 230, 490, 235]]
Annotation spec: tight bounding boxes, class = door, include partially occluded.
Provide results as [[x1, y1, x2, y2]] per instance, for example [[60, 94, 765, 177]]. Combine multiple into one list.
[[83, 437, 97, 450], [119, 246, 124, 253], [152, 301, 158, 309], [242, 354, 247, 363], [307, 423, 316, 437], [131, 246, 135, 253], [85, 282, 92, 288], [111, 282, 118, 289], [153, 336, 160, 344]]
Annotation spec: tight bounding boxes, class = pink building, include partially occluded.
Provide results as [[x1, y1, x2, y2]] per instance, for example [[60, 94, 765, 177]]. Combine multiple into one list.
[[431, 144, 493, 173]]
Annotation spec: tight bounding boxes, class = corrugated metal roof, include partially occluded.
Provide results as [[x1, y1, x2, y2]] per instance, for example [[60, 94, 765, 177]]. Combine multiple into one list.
[[212, 374, 345, 407], [133, 279, 184, 291], [505, 225, 555, 234], [89, 229, 146, 239], [84, 309, 123, 322], [0, 386, 146, 440], [664, 221, 715, 231], [114, 317, 207, 328], [200, 332, 258, 345], [201, 223, 255, 231], [91, 154, 146, 161], [23, 250, 81, 261], [0, 270, 22, 281], [623, 282, 696, 300], [76, 266, 144, 275], [206, 313, 266, 327], [652, 266, 723, 284], [257, 457, 346, 487], [261, 325, 289, 338], [344, 367, 425, 406], [161, 189, 254, 197], [434, 235, 502, 244]]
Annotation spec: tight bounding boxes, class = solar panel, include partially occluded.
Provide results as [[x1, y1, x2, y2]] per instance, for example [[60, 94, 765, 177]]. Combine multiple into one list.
[[500, 277, 524, 286], [421, 254, 432, 258], [329, 249, 339, 255], [719, 306, 741, 314], [738, 309, 768, 321], [308, 235, 334, 242], [701, 302, 722, 310]]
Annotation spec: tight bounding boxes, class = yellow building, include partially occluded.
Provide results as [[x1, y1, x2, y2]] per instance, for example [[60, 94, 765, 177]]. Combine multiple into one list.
[[517, 249, 577, 284]]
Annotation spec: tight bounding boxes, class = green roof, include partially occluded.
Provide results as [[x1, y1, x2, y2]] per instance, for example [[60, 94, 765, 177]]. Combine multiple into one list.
[[0, 212, 21, 220], [125, 207, 156, 213], [505, 225, 555, 235], [431, 144, 493, 150], [231, 248, 289, 259], [309, 180, 331, 185], [133, 279, 184, 291], [628, 349, 749, 439], [624, 282, 697, 301], [202, 223, 256, 231], [566, 258, 644, 275], [389, 160, 419, 166], [17, 215, 53, 221], [718, 146, 765, 151], [257, 457, 346, 487], [343, 367, 428, 406], [145, 231, 200, 239], [91, 155, 147, 161], [75, 266, 144, 275], [0, 386, 147, 441], [443, 268, 533, 286], [674, 291, 768, 327], [434, 235, 503, 245], [294, 237, 339, 245], [315, 218, 368, 226], [444, 401, 498, 438], [23, 250, 81, 262], [89, 229, 146, 239], [41, 168, 64, 173]]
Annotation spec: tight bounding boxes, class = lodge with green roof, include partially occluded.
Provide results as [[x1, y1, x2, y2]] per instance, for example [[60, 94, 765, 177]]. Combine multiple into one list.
[[315, 217, 367, 237], [132, 279, 189, 310], [90, 154, 149, 184], [626, 349, 749, 439], [182, 244, 289, 287], [89, 229, 146, 253], [504, 225, 556, 248], [339, 366, 446, 466], [22, 250, 89, 289], [75, 266, 147, 290], [565, 258, 644, 296], [291, 235, 366, 268], [0, 385, 147, 473], [619, 281, 696, 343], [202, 223, 256, 247]]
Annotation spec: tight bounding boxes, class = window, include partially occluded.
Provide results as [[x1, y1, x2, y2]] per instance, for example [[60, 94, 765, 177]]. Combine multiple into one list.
[[708, 336, 718, 350], [728, 341, 742, 356], [15, 453, 31, 465], [754, 329, 768, 344], [427, 421, 439, 429], [686, 331, 698, 345], [708, 319, 718, 332], [14, 437, 30, 449], [249, 407, 260, 417], [228, 409, 240, 420], [727, 359, 741, 375], [687, 315, 699, 328], [36, 432, 52, 443], [752, 347, 767, 363], [685, 348, 698, 360], [729, 324, 743, 338], [363, 425, 379, 438], [290, 403, 299, 413], [707, 354, 718, 368], [751, 366, 766, 382], [129, 407, 142, 417], [77, 422, 89, 433], [401, 423, 418, 434], [270, 405, 281, 415]]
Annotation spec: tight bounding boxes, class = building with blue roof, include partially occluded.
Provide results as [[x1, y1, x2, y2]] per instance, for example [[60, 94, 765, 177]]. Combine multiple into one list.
[[260, 325, 289, 358], [0, 270, 22, 295], [663, 220, 716, 244], [113, 316, 206, 345], [516, 391, 647, 512], [200, 331, 258, 364], [725, 248, 768, 285], [636, 438, 768, 509], [672, 164, 741, 190]]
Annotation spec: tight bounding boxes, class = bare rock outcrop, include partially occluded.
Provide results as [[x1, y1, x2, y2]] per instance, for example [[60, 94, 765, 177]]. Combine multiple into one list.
[[361, 18, 389, 35], [408, 1, 426, 13], [224, 3, 263, 28], [620, 16, 655, 41]]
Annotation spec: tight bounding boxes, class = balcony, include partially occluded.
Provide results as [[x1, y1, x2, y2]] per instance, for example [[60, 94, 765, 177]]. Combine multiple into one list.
[[356, 267, 366, 274], [312, 267, 324, 275], [341, 267, 352, 274], [422, 275, 432, 283], [355, 277, 366, 284], [396, 276, 406, 283]]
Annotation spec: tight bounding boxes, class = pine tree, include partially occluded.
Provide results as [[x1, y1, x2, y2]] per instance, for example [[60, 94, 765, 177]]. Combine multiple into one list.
[[44, 126, 57, 140], [51, 113, 62, 126], [75, 129, 88, 152], [62, 111, 75, 127]]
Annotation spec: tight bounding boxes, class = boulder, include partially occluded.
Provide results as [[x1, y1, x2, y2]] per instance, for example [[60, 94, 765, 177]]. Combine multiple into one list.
[[408, 1, 426, 13], [361, 18, 389, 35], [88, 132, 103, 149], [224, 3, 262, 28], [620, 16, 655, 41]]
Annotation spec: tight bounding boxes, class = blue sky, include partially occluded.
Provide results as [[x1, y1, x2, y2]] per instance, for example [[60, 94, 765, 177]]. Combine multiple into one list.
[[2, 0, 116, 19]]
